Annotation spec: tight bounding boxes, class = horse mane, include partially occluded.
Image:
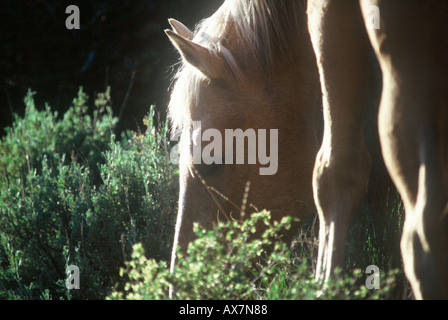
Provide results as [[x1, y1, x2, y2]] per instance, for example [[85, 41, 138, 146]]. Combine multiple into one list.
[[168, 0, 306, 134]]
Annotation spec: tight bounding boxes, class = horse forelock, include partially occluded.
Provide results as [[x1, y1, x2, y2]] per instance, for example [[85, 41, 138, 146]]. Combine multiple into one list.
[[168, 0, 305, 134], [224, 0, 305, 64]]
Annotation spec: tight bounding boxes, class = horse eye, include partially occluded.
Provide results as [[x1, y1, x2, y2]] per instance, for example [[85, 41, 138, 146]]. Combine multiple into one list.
[[194, 162, 222, 177], [209, 78, 228, 90]]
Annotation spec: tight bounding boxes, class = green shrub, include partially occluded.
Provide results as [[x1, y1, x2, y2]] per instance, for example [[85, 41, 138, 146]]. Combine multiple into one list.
[[0, 88, 177, 299], [109, 211, 398, 300], [0, 87, 404, 300]]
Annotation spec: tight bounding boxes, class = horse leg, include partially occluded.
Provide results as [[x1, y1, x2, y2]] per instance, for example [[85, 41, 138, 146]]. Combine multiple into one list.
[[375, 73, 448, 299], [361, 0, 448, 299], [307, 0, 372, 282]]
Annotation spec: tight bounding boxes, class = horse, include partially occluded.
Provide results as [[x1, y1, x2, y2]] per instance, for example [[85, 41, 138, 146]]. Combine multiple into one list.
[[165, 0, 448, 300], [165, 0, 321, 288], [308, 0, 448, 299]]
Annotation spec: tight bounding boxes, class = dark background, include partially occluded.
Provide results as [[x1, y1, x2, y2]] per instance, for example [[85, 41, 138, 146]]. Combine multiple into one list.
[[0, 0, 222, 136]]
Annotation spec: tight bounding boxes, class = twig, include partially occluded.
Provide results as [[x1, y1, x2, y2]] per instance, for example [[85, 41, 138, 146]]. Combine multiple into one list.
[[118, 70, 136, 124], [4, 87, 14, 122]]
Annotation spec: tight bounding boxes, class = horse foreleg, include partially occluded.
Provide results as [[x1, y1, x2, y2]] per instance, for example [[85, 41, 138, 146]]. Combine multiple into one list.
[[307, 0, 372, 282], [362, 0, 448, 299], [375, 72, 448, 299]]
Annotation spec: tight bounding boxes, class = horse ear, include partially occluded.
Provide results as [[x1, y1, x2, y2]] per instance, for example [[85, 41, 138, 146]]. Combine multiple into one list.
[[165, 29, 227, 80], [168, 19, 194, 40]]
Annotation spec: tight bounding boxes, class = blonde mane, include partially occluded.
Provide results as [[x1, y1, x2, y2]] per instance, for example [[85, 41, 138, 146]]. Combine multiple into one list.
[[168, 0, 306, 135]]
